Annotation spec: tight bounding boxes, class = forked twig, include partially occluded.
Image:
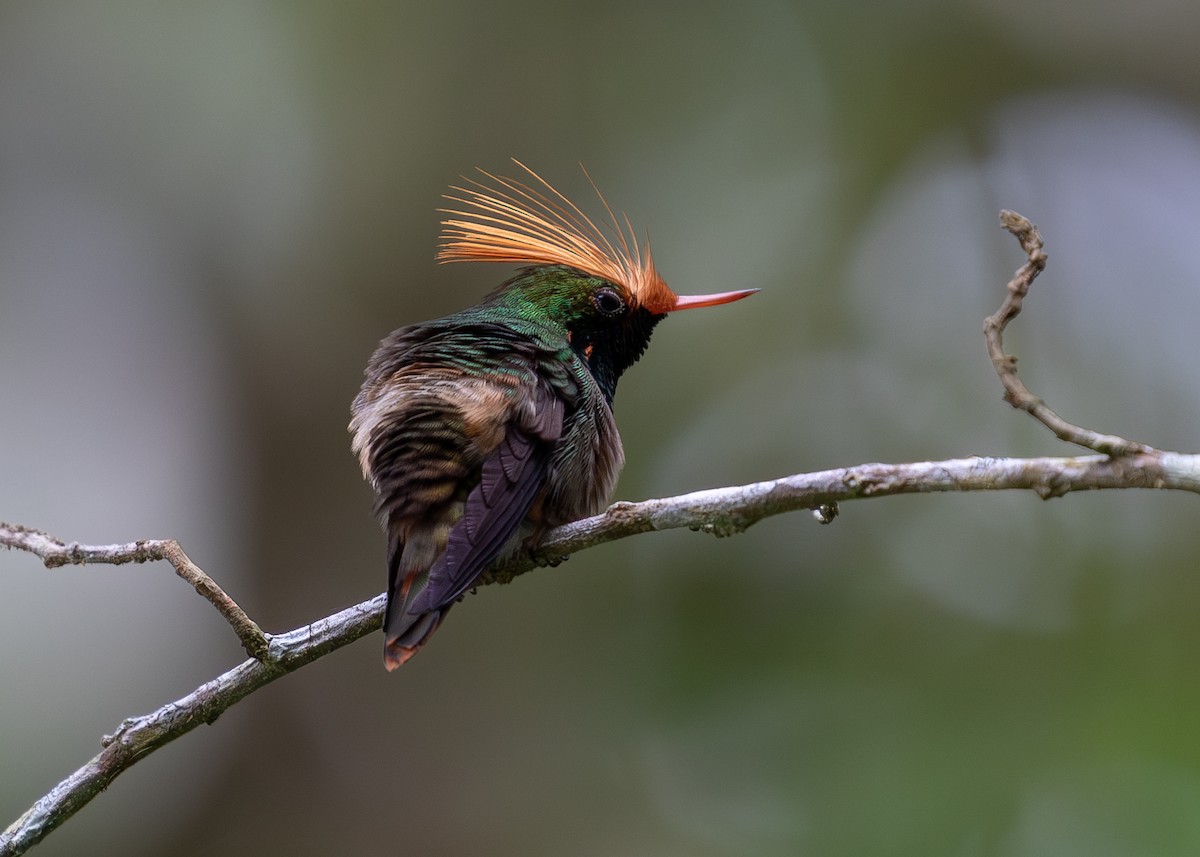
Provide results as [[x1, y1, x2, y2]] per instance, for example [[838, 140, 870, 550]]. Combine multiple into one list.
[[984, 210, 1155, 456], [0, 523, 267, 659], [3, 210, 1199, 855]]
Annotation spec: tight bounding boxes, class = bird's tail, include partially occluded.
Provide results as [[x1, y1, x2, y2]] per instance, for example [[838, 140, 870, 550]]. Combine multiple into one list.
[[384, 530, 450, 671]]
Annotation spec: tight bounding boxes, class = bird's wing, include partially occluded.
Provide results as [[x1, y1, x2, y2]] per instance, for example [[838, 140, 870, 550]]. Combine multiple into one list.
[[408, 383, 564, 613]]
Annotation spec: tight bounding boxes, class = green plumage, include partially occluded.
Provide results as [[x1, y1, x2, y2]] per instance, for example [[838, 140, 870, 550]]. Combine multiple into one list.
[[351, 265, 659, 669], [351, 163, 756, 670]]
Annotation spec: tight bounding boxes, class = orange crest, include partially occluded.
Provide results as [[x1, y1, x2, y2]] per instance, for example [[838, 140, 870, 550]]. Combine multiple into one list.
[[437, 160, 678, 314]]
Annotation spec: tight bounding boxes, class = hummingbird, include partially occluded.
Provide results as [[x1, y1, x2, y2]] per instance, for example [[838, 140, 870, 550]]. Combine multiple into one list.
[[351, 162, 756, 670]]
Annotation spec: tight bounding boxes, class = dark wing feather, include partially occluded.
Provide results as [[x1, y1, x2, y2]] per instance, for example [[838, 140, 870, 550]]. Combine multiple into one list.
[[409, 390, 564, 613]]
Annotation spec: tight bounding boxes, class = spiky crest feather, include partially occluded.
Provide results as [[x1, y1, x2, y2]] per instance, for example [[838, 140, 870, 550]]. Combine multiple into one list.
[[437, 160, 678, 315]]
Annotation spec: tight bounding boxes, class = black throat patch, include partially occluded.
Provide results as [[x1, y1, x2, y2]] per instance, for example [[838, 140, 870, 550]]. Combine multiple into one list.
[[572, 307, 665, 407]]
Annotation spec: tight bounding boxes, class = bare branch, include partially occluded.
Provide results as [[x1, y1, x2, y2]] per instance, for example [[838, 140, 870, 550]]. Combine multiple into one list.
[[4, 209, 1199, 854], [0, 523, 267, 660], [7, 447, 1200, 853], [0, 594, 378, 857], [984, 210, 1155, 456]]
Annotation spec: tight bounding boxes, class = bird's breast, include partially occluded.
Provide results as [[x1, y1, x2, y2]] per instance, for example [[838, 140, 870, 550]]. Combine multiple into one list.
[[539, 386, 624, 526]]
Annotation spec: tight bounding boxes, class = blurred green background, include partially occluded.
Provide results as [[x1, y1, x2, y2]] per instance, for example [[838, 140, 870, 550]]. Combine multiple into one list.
[[4, 1, 1200, 855]]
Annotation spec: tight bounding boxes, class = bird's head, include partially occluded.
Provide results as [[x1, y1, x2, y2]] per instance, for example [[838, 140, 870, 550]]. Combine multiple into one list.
[[436, 161, 757, 399]]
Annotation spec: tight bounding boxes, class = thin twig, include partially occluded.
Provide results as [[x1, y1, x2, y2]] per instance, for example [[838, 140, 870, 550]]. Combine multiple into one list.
[[984, 210, 1154, 456], [0, 523, 267, 659], [5, 209, 1199, 854], [6, 450, 1200, 853], [0, 595, 377, 857]]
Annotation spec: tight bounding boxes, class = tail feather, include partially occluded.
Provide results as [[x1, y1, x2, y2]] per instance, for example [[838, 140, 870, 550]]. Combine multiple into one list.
[[383, 527, 452, 670], [384, 610, 446, 670], [383, 579, 449, 671]]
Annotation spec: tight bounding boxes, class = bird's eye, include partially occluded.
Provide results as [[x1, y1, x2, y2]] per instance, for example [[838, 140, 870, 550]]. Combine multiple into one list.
[[593, 287, 626, 317]]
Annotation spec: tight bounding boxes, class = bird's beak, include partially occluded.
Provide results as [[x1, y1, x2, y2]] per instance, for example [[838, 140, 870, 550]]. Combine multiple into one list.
[[669, 288, 759, 311]]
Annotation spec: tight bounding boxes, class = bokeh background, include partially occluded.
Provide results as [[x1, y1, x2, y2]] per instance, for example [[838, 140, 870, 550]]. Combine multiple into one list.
[[4, 2, 1200, 855]]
